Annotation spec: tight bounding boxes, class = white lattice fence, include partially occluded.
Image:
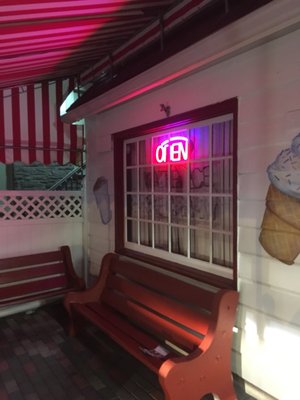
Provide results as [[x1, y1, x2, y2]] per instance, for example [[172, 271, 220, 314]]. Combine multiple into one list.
[[0, 191, 82, 220]]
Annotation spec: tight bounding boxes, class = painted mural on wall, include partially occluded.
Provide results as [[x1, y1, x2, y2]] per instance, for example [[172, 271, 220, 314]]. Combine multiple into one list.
[[259, 133, 300, 265], [93, 177, 112, 224]]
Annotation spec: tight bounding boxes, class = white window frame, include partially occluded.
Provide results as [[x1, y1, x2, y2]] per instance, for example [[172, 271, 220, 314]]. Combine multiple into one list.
[[124, 117, 234, 279], [113, 98, 237, 289]]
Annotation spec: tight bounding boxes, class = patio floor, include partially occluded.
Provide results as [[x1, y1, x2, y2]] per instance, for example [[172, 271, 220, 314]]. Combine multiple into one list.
[[0, 303, 256, 400]]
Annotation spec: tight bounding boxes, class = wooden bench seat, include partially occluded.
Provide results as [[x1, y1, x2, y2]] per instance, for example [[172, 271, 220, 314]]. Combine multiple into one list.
[[64, 253, 239, 400], [0, 246, 85, 310]]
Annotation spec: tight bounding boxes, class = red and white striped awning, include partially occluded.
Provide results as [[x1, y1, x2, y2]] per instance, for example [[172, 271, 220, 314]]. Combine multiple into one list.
[[0, 0, 185, 164], [0, 1, 270, 163], [0, 78, 83, 165], [80, 0, 212, 85], [0, 0, 180, 90]]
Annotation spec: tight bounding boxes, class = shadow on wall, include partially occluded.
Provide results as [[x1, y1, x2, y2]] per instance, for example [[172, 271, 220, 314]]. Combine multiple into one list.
[[93, 176, 112, 224]]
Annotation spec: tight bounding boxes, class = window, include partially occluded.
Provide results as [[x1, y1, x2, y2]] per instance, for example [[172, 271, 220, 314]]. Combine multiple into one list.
[[114, 99, 237, 288]]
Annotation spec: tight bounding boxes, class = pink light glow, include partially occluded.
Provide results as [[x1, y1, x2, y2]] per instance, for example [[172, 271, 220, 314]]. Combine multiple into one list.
[[0, 1, 130, 83], [155, 136, 189, 163]]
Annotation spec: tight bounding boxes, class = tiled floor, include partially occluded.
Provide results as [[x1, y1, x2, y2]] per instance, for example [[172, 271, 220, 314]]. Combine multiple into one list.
[[0, 304, 256, 400]]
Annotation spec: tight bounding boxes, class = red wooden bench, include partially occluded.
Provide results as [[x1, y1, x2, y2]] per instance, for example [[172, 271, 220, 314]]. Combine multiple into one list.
[[0, 246, 85, 310], [64, 253, 239, 400]]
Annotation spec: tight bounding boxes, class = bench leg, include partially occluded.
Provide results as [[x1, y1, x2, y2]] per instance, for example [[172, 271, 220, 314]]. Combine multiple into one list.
[[67, 313, 87, 337], [159, 350, 237, 400], [63, 308, 78, 337], [160, 378, 237, 400], [68, 319, 77, 336], [213, 376, 237, 400], [64, 295, 85, 336]]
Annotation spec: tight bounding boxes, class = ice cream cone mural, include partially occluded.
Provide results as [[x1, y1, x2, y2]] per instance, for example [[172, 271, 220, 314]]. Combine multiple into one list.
[[93, 176, 112, 225], [259, 133, 300, 264]]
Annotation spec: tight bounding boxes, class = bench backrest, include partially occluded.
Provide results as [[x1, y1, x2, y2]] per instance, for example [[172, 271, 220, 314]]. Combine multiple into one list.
[[0, 246, 84, 307], [100, 254, 238, 354]]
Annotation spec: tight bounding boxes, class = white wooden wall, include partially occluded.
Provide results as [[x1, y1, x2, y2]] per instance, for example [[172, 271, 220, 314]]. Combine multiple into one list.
[[83, 2, 300, 398], [0, 218, 83, 270]]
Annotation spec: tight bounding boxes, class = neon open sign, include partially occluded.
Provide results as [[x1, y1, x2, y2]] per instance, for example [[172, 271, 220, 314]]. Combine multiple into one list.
[[155, 136, 189, 163]]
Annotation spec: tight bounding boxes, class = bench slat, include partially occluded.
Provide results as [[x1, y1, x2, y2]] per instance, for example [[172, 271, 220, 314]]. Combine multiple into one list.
[[0, 262, 65, 284], [73, 302, 167, 373], [87, 302, 161, 350], [102, 288, 201, 352], [0, 287, 72, 307], [111, 257, 216, 311], [0, 250, 63, 270], [106, 273, 209, 337], [0, 275, 69, 301]]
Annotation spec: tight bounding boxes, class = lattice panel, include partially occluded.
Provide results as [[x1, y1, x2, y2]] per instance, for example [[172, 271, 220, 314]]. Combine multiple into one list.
[[0, 191, 82, 220]]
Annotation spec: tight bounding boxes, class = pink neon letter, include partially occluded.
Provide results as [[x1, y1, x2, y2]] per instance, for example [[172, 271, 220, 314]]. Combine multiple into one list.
[[156, 139, 169, 163], [170, 137, 188, 162]]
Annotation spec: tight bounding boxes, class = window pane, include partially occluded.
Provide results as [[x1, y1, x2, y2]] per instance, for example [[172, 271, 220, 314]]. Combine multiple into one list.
[[212, 120, 232, 157], [189, 126, 209, 160], [127, 194, 137, 218], [154, 195, 168, 223], [190, 196, 209, 228], [140, 222, 152, 246], [212, 232, 233, 267], [171, 195, 187, 224], [127, 220, 138, 243], [212, 159, 232, 193], [140, 167, 152, 192], [154, 224, 168, 251], [212, 197, 232, 231], [171, 227, 187, 256], [154, 166, 168, 192], [190, 229, 209, 262], [139, 139, 151, 165], [140, 195, 152, 220], [190, 162, 209, 193], [126, 168, 137, 192], [126, 142, 137, 166], [170, 164, 187, 192]]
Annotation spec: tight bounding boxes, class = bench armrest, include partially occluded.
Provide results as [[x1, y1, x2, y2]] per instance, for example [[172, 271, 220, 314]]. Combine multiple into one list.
[[159, 289, 239, 400], [64, 252, 117, 313]]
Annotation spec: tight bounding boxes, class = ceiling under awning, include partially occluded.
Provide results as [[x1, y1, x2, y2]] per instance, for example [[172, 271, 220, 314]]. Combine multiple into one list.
[[0, 0, 273, 93], [0, 0, 183, 90]]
